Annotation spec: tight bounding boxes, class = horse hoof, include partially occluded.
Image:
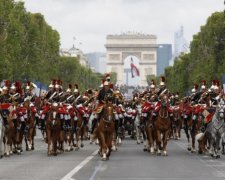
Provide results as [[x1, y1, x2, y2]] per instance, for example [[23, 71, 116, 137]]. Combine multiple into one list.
[[102, 157, 107, 161], [187, 147, 191, 151], [222, 152, 225, 155], [0, 155, 3, 159], [163, 151, 168, 156], [143, 148, 147, 152], [137, 142, 140, 145], [31, 147, 34, 150], [81, 144, 84, 148], [198, 150, 203, 154], [5, 153, 10, 157], [216, 155, 220, 159], [191, 149, 196, 153]]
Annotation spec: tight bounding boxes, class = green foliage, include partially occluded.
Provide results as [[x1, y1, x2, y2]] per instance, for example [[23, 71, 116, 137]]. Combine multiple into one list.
[[0, 0, 102, 90], [165, 12, 225, 96]]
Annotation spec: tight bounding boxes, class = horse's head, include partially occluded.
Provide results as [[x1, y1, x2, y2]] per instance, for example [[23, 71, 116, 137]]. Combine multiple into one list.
[[23, 99, 30, 108], [161, 95, 169, 107], [49, 102, 59, 126], [103, 102, 114, 122], [217, 99, 225, 119]]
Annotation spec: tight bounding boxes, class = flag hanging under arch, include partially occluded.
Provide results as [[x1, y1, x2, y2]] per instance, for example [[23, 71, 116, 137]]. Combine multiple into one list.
[[130, 57, 140, 78]]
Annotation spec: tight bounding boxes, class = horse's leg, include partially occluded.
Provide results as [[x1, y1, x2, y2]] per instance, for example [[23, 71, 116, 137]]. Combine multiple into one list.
[[46, 129, 51, 156], [99, 131, 108, 160], [156, 130, 161, 155], [148, 128, 154, 154], [80, 127, 84, 148], [52, 131, 57, 156], [143, 126, 149, 152], [184, 126, 190, 151], [162, 130, 170, 156], [111, 131, 117, 151], [31, 127, 35, 150], [75, 127, 80, 150], [190, 130, 196, 153]]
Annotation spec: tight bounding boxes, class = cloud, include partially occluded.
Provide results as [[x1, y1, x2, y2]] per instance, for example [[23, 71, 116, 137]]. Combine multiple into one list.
[[22, 0, 224, 53]]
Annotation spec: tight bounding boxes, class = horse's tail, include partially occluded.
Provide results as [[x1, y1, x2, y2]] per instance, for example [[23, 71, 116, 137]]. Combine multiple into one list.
[[195, 132, 204, 141]]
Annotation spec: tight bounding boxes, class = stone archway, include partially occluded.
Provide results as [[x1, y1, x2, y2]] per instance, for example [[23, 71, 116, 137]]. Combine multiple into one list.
[[105, 33, 158, 86]]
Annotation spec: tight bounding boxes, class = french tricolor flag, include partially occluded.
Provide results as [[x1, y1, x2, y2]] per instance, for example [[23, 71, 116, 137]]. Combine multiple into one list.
[[130, 57, 140, 78]]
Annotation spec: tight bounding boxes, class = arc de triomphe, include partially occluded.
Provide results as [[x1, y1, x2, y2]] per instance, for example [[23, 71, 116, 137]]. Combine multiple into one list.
[[105, 33, 158, 86]]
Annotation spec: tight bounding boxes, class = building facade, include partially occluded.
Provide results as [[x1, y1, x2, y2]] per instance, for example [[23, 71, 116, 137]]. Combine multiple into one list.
[[59, 45, 87, 67], [157, 44, 172, 76]]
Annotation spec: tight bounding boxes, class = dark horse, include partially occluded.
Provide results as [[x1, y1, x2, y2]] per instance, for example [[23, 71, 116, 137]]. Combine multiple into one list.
[[154, 94, 171, 156], [46, 103, 61, 156], [95, 100, 115, 161]]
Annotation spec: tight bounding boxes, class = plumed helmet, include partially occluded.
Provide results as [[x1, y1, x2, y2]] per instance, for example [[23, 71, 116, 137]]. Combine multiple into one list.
[[105, 73, 110, 82], [201, 80, 207, 90], [150, 79, 155, 89], [191, 84, 198, 93], [160, 76, 166, 86], [74, 84, 79, 93], [66, 84, 72, 92]]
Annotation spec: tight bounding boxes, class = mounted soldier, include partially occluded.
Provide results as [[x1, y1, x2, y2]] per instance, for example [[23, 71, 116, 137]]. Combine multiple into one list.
[[90, 74, 114, 135], [157, 76, 168, 96], [64, 84, 74, 104], [149, 79, 156, 95], [190, 84, 199, 105], [45, 80, 56, 101], [0, 80, 11, 128], [23, 81, 37, 103], [151, 76, 169, 127]]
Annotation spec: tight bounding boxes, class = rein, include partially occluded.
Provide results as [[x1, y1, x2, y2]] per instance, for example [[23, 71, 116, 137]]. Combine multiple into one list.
[[159, 107, 169, 119]]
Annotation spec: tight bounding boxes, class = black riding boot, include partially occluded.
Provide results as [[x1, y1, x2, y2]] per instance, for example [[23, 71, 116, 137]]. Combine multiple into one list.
[[91, 118, 97, 134], [3, 117, 8, 128]]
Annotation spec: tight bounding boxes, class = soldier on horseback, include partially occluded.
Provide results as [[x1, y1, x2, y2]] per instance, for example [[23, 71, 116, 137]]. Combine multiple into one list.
[[150, 76, 169, 127], [0, 80, 11, 128], [90, 74, 113, 135]]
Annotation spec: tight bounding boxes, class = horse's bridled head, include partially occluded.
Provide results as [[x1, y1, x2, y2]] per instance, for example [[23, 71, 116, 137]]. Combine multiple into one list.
[[161, 95, 168, 106]]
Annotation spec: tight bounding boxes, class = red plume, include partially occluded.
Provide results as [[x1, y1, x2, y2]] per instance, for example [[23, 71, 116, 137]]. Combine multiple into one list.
[[194, 84, 198, 89], [4, 80, 10, 87], [201, 80, 206, 85]]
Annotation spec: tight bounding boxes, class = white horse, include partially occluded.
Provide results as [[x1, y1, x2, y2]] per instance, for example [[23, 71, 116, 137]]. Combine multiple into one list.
[[135, 104, 144, 144], [0, 115, 4, 158]]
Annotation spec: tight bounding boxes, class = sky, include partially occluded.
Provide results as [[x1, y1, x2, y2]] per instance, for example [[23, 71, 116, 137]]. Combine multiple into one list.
[[21, 0, 224, 53]]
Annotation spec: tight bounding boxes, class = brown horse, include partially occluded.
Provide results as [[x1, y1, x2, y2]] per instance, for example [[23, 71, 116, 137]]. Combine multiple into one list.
[[23, 102, 36, 151], [170, 105, 182, 140], [46, 103, 61, 156], [2, 105, 16, 156], [74, 111, 86, 150], [154, 95, 171, 156], [145, 114, 156, 154], [96, 102, 115, 160]]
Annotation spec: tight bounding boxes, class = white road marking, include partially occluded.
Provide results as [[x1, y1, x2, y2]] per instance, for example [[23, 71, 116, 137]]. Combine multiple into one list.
[[61, 150, 98, 180], [89, 161, 103, 180]]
